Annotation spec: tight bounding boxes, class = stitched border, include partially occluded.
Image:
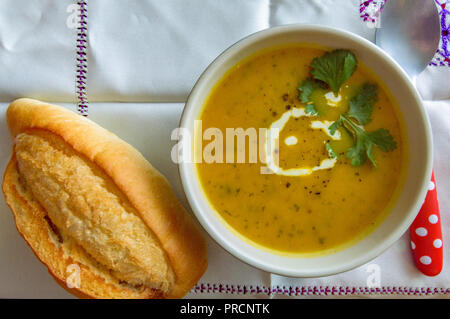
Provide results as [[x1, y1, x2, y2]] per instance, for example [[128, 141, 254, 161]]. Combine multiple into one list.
[[192, 283, 450, 296], [359, 0, 385, 23], [76, 0, 88, 116], [432, 0, 450, 66]]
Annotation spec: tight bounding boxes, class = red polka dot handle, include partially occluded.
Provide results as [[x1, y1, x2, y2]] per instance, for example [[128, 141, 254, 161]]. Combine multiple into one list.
[[409, 172, 443, 276]]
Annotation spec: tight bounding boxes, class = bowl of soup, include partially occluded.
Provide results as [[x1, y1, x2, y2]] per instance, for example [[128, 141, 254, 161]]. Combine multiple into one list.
[[178, 25, 432, 277]]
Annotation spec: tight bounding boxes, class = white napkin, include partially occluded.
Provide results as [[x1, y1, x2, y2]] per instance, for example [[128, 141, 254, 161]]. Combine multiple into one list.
[[86, 0, 270, 102], [0, 0, 448, 298], [0, 0, 76, 102]]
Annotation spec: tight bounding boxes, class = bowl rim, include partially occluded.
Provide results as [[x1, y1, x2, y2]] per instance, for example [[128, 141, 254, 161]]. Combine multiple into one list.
[[178, 24, 433, 277]]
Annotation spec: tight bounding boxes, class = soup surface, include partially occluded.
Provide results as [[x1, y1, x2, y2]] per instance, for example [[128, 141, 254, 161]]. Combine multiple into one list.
[[196, 45, 404, 253]]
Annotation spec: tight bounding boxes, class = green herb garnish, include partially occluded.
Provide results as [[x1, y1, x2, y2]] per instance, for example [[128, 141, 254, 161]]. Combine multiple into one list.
[[296, 49, 396, 169], [347, 83, 377, 125], [297, 78, 327, 115], [326, 143, 337, 159], [329, 83, 397, 167], [297, 78, 316, 103], [332, 116, 396, 167], [297, 50, 357, 114], [310, 49, 357, 95], [304, 104, 318, 115]]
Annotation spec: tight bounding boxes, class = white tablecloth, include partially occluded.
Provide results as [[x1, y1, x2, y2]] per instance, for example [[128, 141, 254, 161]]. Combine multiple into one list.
[[0, 0, 448, 298]]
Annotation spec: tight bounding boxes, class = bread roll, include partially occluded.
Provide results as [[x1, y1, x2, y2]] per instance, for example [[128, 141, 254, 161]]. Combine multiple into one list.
[[2, 98, 207, 299]]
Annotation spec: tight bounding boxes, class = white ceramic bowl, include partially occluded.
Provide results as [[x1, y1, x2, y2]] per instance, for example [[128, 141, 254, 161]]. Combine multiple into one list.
[[179, 25, 433, 277]]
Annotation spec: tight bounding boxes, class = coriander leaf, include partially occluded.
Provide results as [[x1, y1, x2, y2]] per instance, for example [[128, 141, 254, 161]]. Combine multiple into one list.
[[297, 78, 316, 103], [328, 118, 342, 136], [326, 143, 337, 159], [346, 135, 368, 166], [340, 115, 397, 167], [297, 78, 327, 102], [366, 143, 376, 167], [305, 103, 318, 115], [298, 78, 326, 115], [347, 83, 378, 125], [367, 128, 397, 152], [310, 49, 357, 95]]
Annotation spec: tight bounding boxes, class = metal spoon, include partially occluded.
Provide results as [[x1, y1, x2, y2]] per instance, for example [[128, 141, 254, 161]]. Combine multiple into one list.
[[375, 0, 443, 276], [375, 0, 441, 77]]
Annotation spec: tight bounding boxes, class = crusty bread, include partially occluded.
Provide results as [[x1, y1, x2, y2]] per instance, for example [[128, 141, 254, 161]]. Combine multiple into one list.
[[2, 98, 207, 299]]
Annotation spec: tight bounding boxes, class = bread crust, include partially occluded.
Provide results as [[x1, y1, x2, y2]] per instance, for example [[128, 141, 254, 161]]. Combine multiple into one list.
[[2, 98, 207, 298]]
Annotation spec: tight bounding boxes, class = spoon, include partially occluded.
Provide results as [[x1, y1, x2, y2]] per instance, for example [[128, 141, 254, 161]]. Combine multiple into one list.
[[375, 0, 441, 77], [375, 0, 443, 276]]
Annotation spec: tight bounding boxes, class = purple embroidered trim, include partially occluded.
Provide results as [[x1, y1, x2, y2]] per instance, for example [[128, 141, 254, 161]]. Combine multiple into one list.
[[192, 283, 450, 296], [76, 0, 88, 116], [360, 0, 450, 67], [431, 0, 450, 66], [359, 0, 385, 23]]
